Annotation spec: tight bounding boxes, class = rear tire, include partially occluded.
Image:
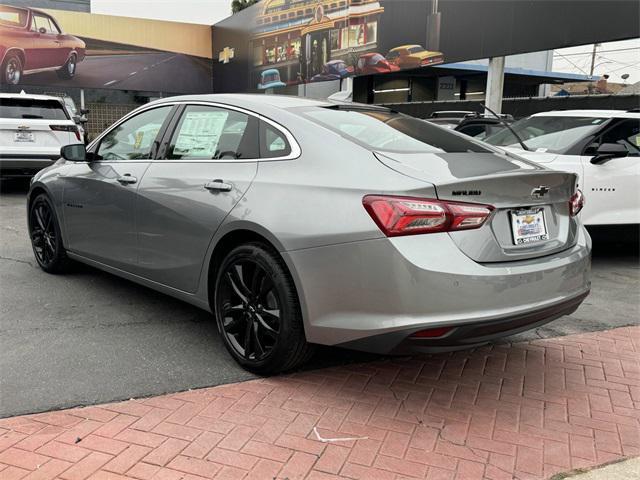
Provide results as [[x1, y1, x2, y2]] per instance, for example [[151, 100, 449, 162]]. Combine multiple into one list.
[[28, 194, 72, 274], [1, 52, 22, 85], [57, 54, 77, 80], [213, 242, 314, 374]]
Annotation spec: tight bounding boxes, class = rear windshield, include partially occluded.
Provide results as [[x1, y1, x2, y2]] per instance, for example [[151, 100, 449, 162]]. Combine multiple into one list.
[[0, 6, 27, 27], [484, 115, 607, 153], [299, 107, 492, 153], [0, 98, 68, 120]]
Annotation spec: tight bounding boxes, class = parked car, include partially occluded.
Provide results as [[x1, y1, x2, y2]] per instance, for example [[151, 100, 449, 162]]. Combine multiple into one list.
[[0, 5, 86, 85], [257, 68, 286, 89], [355, 53, 400, 75], [426, 111, 513, 140], [27, 95, 591, 373], [310, 59, 354, 82], [386, 45, 444, 69], [0, 92, 82, 177], [484, 109, 640, 226]]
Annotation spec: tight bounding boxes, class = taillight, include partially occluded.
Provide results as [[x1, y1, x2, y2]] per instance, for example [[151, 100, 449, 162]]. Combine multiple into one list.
[[50, 124, 81, 141], [363, 195, 494, 237], [569, 189, 584, 216]]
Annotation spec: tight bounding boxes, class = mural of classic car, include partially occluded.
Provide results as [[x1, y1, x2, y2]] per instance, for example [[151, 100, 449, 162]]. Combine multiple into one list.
[[355, 53, 400, 75], [386, 45, 444, 70], [310, 59, 354, 82], [257, 68, 287, 90], [0, 5, 86, 85]]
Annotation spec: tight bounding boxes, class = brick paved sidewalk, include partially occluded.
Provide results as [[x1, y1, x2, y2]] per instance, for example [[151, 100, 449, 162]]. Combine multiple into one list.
[[1, 326, 639, 480]]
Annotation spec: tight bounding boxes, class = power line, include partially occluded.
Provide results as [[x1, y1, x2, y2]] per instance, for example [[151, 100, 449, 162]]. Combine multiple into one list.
[[553, 46, 640, 57], [553, 52, 591, 75]]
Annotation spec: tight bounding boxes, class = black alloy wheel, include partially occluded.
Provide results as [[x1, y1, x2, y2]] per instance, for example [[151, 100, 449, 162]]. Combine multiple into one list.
[[28, 194, 70, 273], [214, 243, 313, 374]]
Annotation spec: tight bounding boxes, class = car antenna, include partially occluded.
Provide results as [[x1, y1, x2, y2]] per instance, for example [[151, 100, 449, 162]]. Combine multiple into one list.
[[480, 103, 530, 151]]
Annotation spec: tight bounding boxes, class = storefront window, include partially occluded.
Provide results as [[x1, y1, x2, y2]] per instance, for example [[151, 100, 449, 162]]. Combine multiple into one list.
[[366, 22, 377, 44], [330, 29, 340, 50], [253, 45, 263, 66]]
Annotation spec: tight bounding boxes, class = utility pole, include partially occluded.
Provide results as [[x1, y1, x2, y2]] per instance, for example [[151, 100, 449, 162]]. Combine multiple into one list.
[[589, 43, 599, 77]]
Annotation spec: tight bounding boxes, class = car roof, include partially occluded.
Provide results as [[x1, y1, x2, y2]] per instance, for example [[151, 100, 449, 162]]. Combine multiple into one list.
[[261, 69, 280, 75], [149, 94, 332, 111], [0, 92, 64, 103], [531, 110, 640, 119]]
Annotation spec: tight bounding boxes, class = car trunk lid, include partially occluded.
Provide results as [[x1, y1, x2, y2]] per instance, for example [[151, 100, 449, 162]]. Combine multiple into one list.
[[375, 151, 580, 262]]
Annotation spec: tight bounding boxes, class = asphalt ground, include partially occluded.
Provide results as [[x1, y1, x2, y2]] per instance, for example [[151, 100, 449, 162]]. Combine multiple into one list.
[[21, 52, 212, 93], [1, 178, 638, 418]]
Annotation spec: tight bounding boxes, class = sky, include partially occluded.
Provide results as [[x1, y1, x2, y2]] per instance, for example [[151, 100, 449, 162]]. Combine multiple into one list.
[[553, 38, 640, 85], [91, 0, 234, 26]]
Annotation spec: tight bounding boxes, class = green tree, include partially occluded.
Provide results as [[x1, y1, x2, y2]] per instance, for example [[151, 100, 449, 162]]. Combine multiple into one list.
[[231, 0, 259, 13]]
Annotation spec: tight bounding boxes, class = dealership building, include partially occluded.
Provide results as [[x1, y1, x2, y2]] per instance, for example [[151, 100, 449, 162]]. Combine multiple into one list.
[[2, 0, 639, 138]]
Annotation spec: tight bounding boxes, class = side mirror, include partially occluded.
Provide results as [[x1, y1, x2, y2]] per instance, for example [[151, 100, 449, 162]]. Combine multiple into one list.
[[38, 27, 47, 35], [590, 143, 628, 164], [61, 144, 87, 162]]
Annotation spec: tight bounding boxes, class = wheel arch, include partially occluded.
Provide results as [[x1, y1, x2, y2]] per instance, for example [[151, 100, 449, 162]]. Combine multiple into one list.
[[204, 226, 308, 336], [2, 48, 25, 68]]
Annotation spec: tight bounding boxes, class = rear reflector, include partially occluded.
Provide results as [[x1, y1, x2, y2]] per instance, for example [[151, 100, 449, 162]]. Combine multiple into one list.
[[50, 124, 81, 142], [363, 195, 494, 237], [410, 326, 453, 338], [569, 189, 584, 216]]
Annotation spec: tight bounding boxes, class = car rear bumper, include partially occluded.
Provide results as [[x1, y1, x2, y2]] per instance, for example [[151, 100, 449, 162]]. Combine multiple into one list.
[[284, 226, 591, 353], [0, 156, 58, 177]]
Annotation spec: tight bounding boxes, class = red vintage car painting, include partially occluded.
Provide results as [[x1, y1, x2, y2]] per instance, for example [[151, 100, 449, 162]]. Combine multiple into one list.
[[0, 5, 86, 85], [356, 53, 400, 75]]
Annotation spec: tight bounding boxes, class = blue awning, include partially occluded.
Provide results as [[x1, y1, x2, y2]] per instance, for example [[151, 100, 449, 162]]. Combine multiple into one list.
[[433, 62, 598, 82]]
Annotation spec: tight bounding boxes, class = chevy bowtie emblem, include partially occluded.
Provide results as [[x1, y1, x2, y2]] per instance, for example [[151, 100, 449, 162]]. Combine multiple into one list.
[[531, 186, 550, 198], [219, 47, 235, 64]]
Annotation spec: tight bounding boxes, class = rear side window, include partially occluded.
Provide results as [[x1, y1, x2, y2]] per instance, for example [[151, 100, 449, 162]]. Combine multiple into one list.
[[0, 6, 27, 27], [260, 121, 292, 158], [167, 105, 258, 160], [0, 98, 68, 120], [300, 107, 492, 153]]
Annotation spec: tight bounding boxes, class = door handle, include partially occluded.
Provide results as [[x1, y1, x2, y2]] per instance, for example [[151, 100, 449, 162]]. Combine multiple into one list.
[[117, 175, 137, 185], [204, 179, 233, 192]]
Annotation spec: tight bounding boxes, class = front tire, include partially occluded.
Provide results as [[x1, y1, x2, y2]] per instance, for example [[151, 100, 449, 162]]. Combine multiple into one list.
[[28, 194, 71, 274], [214, 243, 313, 374], [56, 54, 77, 79], [2, 52, 23, 85]]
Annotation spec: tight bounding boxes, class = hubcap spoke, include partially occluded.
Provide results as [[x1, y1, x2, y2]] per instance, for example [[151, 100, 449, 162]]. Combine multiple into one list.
[[243, 317, 253, 359], [254, 313, 278, 338], [227, 264, 251, 302]]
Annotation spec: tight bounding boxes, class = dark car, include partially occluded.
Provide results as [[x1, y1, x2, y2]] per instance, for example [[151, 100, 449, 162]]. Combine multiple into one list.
[[427, 111, 512, 140], [310, 60, 354, 82], [0, 5, 86, 85], [355, 53, 400, 75]]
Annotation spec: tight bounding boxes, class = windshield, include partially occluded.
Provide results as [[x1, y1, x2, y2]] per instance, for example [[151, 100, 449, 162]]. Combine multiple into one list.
[[0, 6, 27, 27], [369, 54, 385, 64], [300, 107, 492, 154], [484, 116, 607, 153], [0, 98, 68, 120]]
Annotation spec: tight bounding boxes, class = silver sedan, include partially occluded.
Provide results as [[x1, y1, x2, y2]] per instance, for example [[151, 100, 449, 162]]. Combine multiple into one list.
[[27, 94, 592, 373]]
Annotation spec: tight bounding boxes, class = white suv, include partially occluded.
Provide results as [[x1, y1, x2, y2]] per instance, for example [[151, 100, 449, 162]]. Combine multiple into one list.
[[484, 109, 640, 227], [0, 93, 82, 178]]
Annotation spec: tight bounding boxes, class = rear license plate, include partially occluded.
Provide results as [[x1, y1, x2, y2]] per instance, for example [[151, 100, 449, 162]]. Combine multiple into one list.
[[14, 131, 34, 142], [510, 207, 548, 245]]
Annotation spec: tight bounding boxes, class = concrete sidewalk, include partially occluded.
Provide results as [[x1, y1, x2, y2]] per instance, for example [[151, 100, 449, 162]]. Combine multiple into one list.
[[1, 326, 638, 480]]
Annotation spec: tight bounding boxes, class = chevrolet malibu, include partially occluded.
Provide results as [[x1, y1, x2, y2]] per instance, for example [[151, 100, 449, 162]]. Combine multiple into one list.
[[27, 94, 592, 373]]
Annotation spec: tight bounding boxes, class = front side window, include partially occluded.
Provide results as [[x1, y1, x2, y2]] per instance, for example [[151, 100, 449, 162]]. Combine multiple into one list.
[[598, 119, 640, 156], [168, 105, 258, 160], [32, 15, 59, 34], [300, 107, 491, 154], [97, 106, 172, 161], [484, 115, 607, 153]]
